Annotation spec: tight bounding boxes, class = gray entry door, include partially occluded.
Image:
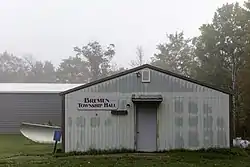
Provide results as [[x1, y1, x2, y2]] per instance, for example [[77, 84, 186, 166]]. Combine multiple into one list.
[[136, 104, 157, 152]]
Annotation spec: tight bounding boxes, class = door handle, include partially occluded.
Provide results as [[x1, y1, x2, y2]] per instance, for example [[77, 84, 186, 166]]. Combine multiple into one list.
[[137, 132, 139, 134]]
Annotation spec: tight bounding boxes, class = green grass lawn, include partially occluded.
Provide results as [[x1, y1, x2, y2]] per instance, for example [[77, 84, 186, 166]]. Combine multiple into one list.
[[0, 135, 250, 166]]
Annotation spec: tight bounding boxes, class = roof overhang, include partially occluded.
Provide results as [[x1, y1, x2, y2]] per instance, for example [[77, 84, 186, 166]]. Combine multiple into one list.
[[132, 94, 163, 103]]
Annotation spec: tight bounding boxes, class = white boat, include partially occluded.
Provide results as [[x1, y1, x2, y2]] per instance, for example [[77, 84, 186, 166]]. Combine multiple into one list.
[[20, 122, 61, 144]]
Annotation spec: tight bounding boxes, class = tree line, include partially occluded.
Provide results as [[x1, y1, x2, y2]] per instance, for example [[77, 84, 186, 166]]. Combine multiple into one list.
[[0, 42, 124, 83], [1, 1, 250, 137]]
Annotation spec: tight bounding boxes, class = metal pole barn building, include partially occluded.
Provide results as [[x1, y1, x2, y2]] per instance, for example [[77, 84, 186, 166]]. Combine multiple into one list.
[[0, 83, 81, 134], [60, 64, 232, 152]]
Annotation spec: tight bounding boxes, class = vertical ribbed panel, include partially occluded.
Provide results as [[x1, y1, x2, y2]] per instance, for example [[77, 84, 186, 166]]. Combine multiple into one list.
[[65, 93, 135, 152], [65, 68, 230, 152], [157, 92, 229, 151], [0, 93, 62, 134]]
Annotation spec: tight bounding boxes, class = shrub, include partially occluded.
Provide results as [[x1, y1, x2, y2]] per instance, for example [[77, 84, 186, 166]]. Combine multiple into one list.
[[53, 147, 249, 158]]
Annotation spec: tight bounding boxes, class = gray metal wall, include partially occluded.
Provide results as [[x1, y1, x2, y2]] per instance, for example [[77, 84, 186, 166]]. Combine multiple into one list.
[[0, 93, 62, 134], [65, 68, 230, 152]]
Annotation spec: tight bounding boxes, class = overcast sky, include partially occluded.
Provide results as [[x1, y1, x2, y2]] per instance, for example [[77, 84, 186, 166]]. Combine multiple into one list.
[[0, 0, 245, 68]]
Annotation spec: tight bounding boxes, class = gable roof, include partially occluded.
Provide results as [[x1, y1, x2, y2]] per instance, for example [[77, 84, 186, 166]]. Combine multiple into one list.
[[60, 64, 231, 95]]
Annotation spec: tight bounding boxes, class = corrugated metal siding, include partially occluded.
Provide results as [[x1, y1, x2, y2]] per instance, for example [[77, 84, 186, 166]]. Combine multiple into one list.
[[0, 93, 62, 134], [65, 93, 135, 152], [157, 92, 229, 151], [65, 68, 230, 152], [69, 69, 196, 94]]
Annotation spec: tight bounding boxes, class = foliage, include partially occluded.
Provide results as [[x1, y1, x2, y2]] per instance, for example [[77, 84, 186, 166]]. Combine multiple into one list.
[[151, 31, 197, 77], [56, 56, 89, 83], [109, 63, 127, 75], [54, 147, 248, 158], [24, 55, 57, 83], [0, 52, 57, 83], [74, 41, 115, 81], [194, 2, 248, 90], [239, 55, 250, 136], [193, 2, 250, 137], [0, 42, 117, 83], [130, 45, 145, 67], [55, 148, 135, 157], [0, 51, 28, 82]]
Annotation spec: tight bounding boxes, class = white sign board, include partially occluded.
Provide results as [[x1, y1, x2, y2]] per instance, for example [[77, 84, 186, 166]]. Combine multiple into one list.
[[77, 96, 118, 110]]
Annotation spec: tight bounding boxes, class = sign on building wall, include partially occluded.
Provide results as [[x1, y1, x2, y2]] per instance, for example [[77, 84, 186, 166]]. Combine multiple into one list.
[[77, 96, 118, 110]]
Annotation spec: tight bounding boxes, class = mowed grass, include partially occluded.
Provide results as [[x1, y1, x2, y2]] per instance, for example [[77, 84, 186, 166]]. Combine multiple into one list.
[[0, 135, 250, 167]]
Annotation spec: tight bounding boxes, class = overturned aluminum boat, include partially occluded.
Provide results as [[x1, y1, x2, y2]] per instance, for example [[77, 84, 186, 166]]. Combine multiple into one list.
[[20, 122, 61, 144]]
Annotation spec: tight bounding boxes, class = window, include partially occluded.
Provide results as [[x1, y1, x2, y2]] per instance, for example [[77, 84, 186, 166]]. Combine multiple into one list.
[[141, 69, 150, 83]]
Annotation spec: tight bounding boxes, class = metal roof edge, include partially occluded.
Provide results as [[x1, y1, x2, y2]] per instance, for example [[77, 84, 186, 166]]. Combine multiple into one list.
[[60, 64, 232, 95], [0, 91, 64, 94], [0, 83, 83, 93]]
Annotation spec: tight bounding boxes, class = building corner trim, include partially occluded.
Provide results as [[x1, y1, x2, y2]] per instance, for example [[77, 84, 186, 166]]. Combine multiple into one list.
[[61, 95, 65, 152], [229, 94, 233, 147]]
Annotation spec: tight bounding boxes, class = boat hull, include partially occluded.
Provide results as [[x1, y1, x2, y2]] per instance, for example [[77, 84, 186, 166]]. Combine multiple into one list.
[[20, 122, 61, 144]]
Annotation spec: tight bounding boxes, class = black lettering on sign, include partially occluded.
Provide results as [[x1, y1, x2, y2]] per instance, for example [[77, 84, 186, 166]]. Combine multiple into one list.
[[78, 103, 88, 108], [104, 103, 115, 108], [104, 103, 108, 107], [84, 98, 110, 103], [78, 103, 82, 108], [78, 97, 116, 110], [89, 104, 103, 108]]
